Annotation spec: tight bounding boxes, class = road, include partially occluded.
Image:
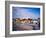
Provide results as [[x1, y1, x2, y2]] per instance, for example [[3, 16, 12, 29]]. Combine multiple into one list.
[[13, 23, 40, 31]]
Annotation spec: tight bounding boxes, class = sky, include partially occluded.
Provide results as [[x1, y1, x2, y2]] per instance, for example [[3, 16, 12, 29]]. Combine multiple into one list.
[[12, 7, 40, 19]]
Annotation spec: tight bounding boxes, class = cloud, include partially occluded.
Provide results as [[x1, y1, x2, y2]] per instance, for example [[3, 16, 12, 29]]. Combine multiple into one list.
[[13, 8, 40, 19]]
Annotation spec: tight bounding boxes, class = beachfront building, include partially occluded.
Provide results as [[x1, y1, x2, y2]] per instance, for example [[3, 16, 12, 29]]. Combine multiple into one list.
[[15, 18, 39, 25], [15, 18, 32, 24]]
